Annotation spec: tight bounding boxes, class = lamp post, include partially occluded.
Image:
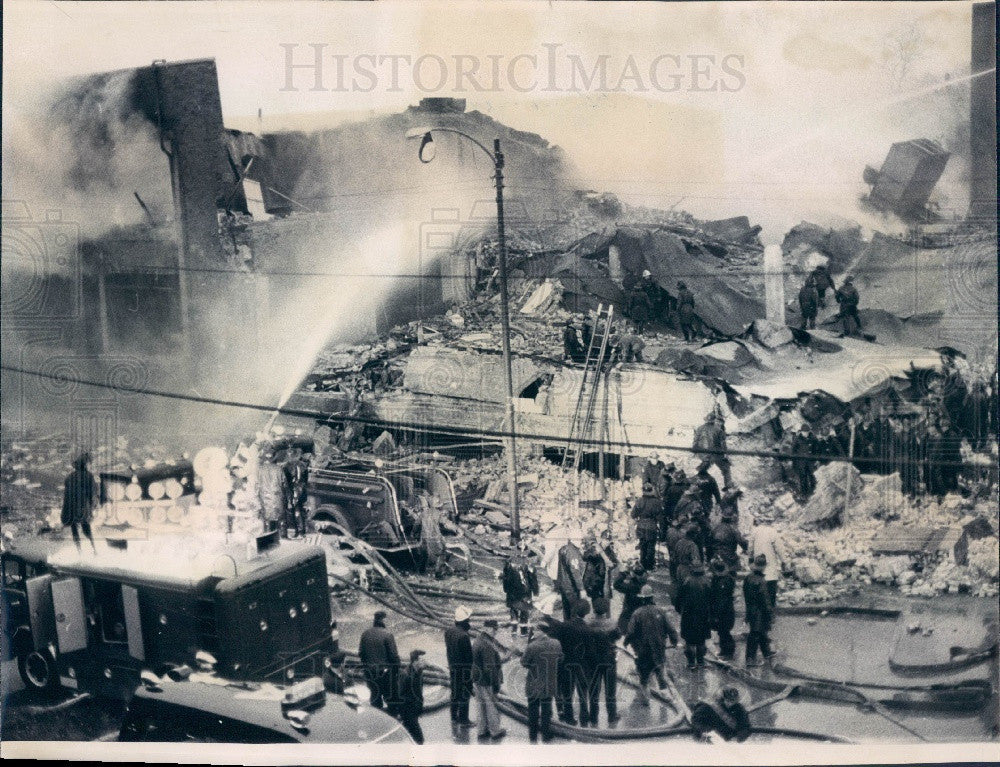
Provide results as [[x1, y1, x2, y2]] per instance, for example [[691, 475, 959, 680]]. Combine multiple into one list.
[[406, 127, 521, 543]]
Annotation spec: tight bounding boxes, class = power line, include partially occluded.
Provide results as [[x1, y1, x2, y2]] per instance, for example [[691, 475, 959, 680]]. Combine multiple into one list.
[[1, 363, 985, 470]]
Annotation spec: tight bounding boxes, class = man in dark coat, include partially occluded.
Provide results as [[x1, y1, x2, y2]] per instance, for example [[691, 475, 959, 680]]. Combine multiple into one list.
[[501, 548, 539, 635], [661, 469, 689, 531], [444, 607, 476, 727], [676, 281, 697, 342], [542, 600, 591, 726], [627, 285, 653, 333], [281, 447, 309, 538], [791, 427, 817, 498], [693, 412, 733, 486], [835, 276, 862, 336], [563, 321, 585, 364], [582, 537, 609, 602], [358, 611, 400, 710], [632, 483, 662, 571], [798, 279, 819, 330], [675, 561, 712, 670], [472, 619, 506, 740], [585, 597, 620, 726], [691, 687, 751, 742], [709, 511, 747, 574], [743, 555, 775, 666], [642, 452, 668, 497], [625, 585, 679, 705], [664, 513, 688, 583], [673, 524, 703, 588], [926, 419, 963, 498], [708, 557, 737, 660], [556, 535, 585, 620], [62, 452, 97, 554], [810, 264, 835, 307], [693, 461, 723, 518], [521, 622, 563, 742], [613, 562, 647, 634], [396, 649, 428, 743]]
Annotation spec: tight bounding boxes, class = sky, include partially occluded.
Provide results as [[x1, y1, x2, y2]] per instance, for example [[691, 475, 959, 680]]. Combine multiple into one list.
[[3, 0, 982, 240]]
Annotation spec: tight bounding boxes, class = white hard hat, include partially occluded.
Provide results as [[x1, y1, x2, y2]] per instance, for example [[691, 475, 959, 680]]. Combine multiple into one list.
[[454, 606, 472, 622], [642, 270, 652, 278]]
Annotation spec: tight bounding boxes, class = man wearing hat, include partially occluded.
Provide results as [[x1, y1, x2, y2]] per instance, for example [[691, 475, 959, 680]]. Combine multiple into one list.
[[556, 530, 586, 620], [396, 649, 428, 743], [585, 597, 621, 726], [521, 620, 563, 742], [612, 561, 647, 635], [693, 411, 733, 487], [631, 483, 661, 571], [835, 275, 862, 336], [642, 452, 668, 497], [709, 508, 748, 573], [472, 619, 507, 740], [708, 557, 737, 660], [672, 523, 703, 590], [748, 512, 787, 609], [676, 281, 697, 342], [625, 585, 678, 704], [62, 452, 98, 554], [358, 611, 400, 710], [661, 468, 689, 534], [664, 513, 688, 584], [501, 546, 539, 636], [675, 560, 712, 670], [743, 555, 775, 667], [444, 606, 476, 728], [690, 686, 751, 742], [798, 277, 819, 330]]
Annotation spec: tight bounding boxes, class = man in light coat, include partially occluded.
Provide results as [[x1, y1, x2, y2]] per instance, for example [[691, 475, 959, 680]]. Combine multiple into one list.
[[748, 513, 787, 609]]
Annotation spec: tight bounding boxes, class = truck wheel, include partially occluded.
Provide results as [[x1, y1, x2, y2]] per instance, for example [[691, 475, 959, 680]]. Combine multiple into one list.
[[18, 648, 58, 691], [313, 504, 353, 536]]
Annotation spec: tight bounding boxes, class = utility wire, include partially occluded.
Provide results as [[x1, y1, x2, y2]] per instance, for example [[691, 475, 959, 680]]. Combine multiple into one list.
[[1, 364, 987, 470]]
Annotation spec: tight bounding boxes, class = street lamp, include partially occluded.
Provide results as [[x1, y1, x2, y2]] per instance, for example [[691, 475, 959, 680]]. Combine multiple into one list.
[[406, 126, 521, 544]]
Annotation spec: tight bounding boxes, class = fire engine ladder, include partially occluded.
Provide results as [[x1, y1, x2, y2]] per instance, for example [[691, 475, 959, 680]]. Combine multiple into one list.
[[562, 303, 614, 470]]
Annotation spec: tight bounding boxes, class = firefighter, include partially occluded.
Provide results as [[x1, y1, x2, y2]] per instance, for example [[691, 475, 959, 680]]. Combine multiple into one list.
[[625, 585, 679, 705], [396, 649, 428, 744], [613, 561, 647, 635], [445, 606, 476, 729], [809, 263, 835, 308], [708, 557, 737, 660], [675, 561, 711, 670], [676, 281, 697, 342], [798, 278, 819, 330], [709, 510, 747, 574], [691, 687, 751, 742], [693, 411, 733, 487], [563, 321, 585, 364], [743, 555, 775, 666], [835, 275, 862, 336], [632, 483, 661, 571], [418, 495, 449, 579], [501, 545, 539, 636], [555, 530, 586, 620], [582, 536, 610, 602], [521, 621, 563, 742], [281, 447, 309, 538]]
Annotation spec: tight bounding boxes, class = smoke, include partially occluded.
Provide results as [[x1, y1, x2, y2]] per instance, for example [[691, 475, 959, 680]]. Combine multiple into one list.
[[1, 70, 173, 241]]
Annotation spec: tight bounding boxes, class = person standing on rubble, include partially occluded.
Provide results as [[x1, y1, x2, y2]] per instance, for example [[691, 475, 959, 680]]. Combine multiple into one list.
[[472, 619, 507, 741], [693, 461, 723, 519], [676, 281, 697, 342], [709, 509, 747, 573], [708, 557, 737, 660], [62, 452, 97, 555], [625, 585, 679, 705], [743, 555, 775, 667], [809, 264, 835, 308], [556, 530, 586, 620], [445, 606, 476, 729], [748, 513, 787, 609], [627, 284, 653, 333], [563, 320, 585, 364], [835, 275, 862, 336], [613, 561, 647, 635], [664, 513, 688, 584], [675, 561, 712, 671], [642, 452, 668, 498], [662, 468, 689, 529], [693, 411, 733, 487], [791, 426, 817, 498], [585, 596, 621, 726], [359, 611, 400, 710], [719, 486, 743, 526], [798, 278, 819, 330], [632, 483, 662, 572], [521, 620, 563, 742]]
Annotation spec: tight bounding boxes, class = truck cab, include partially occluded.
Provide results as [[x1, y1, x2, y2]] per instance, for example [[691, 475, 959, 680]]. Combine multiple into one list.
[[1, 533, 332, 698]]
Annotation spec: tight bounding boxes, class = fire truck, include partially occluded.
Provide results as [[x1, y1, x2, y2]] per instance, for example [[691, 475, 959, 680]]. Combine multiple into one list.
[[1, 530, 332, 698]]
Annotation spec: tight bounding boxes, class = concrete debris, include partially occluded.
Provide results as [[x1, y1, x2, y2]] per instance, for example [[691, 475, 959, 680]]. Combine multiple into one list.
[[798, 462, 862, 527]]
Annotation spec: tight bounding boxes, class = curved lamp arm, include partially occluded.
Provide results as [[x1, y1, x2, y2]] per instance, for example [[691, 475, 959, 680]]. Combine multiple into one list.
[[405, 126, 497, 165]]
